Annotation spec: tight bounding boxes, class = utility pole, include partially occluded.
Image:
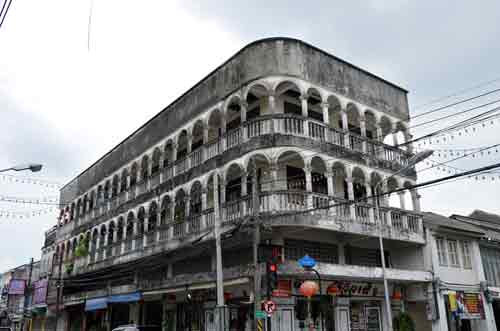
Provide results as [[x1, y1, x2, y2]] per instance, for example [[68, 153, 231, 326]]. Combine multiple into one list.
[[213, 173, 225, 330], [54, 254, 63, 331], [251, 161, 261, 330], [20, 258, 34, 331]]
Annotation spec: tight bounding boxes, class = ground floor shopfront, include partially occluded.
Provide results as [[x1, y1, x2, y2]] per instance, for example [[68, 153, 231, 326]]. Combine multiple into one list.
[[60, 276, 431, 331]]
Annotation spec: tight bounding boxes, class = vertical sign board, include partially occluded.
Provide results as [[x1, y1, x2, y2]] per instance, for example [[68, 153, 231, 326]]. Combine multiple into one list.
[[33, 279, 48, 305], [8, 279, 25, 295]]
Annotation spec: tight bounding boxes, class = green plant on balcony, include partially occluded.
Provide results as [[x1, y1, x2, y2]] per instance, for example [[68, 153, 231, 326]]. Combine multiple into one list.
[[75, 236, 89, 258], [393, 312, 415, 331], [65, 263, 74, 275]]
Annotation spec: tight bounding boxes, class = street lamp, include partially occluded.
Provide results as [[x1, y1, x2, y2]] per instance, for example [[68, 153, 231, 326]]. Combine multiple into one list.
[[374, 149, 433, 331], [0, 163, 43, 173]]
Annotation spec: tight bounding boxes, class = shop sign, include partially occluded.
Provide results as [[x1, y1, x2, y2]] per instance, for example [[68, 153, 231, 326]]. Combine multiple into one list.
[[272, 280, 291, 298], [8, 279, 25, 295], [448, 292, 485, 320], [326, 281, 384, 297], [33, 279, 48, 305]]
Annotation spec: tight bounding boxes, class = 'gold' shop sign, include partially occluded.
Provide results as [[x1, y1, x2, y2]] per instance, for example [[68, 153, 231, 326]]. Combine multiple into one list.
[[326, 281, 385, 297]]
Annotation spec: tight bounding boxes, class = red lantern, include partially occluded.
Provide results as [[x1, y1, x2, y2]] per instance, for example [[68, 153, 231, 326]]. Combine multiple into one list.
[[299, 281, 319, 298]]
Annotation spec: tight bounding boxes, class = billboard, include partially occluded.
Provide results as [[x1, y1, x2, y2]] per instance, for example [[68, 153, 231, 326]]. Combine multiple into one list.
[[8, 279, 25, 295]]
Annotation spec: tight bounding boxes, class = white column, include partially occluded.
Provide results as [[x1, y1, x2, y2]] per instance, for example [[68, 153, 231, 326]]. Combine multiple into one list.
[[301, 95, 309, 137], [341, 110, 350, 148], [304, 165, 313, 209], [241, 172, 248, 215], [398, 191, 406, 210], [366, 184, 375, 223], [326, 171, 334, 197], [411, 190, 421, 212], [360, 117, 367, 153], [346, 177, 355, 219], [268, 93, 276, 133], [213, 173, 225, 307], [322, 102, 330, 126], [241, 102, 248, 142], [269, 163, 279, 212], [392, 123, 399, 146], [201, 189, 208, 228]]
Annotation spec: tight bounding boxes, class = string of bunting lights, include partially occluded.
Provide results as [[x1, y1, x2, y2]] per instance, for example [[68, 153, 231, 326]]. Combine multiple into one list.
[[0, 207, 58, 219], [414, 112, 500, 147], [0, 173, 62, 189]]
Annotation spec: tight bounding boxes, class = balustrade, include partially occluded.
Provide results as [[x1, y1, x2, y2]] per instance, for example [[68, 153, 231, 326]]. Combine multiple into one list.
[[225, 128, 242, 149]]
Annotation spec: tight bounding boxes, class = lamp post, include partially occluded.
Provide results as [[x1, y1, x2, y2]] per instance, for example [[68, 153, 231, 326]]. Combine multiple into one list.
[[0, 163, 43, 173], [374, 150, 433, 331], [298, 255, 323, 331]]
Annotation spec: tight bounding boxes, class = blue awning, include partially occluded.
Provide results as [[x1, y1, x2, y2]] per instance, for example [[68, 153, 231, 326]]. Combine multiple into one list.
[[108, 291, 142, 303], [85, 297, 108, 311]]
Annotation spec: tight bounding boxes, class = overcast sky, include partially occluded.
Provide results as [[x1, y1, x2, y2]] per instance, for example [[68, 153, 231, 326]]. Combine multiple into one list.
[[1, 0, 500, 271]]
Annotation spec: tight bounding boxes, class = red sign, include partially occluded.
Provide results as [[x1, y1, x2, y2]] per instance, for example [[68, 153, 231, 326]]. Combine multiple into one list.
[[272, 280, 291, 298], [263, 300, 276, 314]]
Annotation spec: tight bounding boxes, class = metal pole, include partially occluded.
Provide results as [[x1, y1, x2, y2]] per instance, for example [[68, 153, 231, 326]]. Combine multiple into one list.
[[375, 185, 393, 331], [21, 258, 34, 331], [54, 255, 63, 331], [252, 162, 261, 329], [213, 173, 225, 329]]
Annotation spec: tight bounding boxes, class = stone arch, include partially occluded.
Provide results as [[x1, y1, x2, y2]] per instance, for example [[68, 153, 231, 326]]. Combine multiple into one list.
[[140, 155, 149, 181], [275, 80, 303, 116], [151, 147, 162, 175], [327, 95, 343, 130], [379, 116, 393, 143], [104, 180, 111, 200], [107, 221, 115, 247], [346, 103, 362, 134], [306, 87, 324, 122], [225, 95, 242, 131], [89, 190, 95, 210], [137, 206, 146, 236], [245, 82, 270, 120], [126, 212, 135, 237], [174, 189, 186, 223], [121, 168, 128, 192], [364, 110, 378, 140], [112, 174, 119, 197], [148, 201, 158, 232], [97, 185, 103, 206], [117, 216, 125, 242], [130, 162, 138, 187], [352, 166, 367, 200], [225, 163, 244, 203], [208, 109, 224, 142], [164, 140, 175, 168], [277, 150, 306, 191], [310, 156, 328, 194], [191, 120, 205, 151], [70, 202, 75, 220], [177, 130, 189, 160], [160, 195, 172, 225], [387, 177, 400, 208], [189, 181, 203, 215]]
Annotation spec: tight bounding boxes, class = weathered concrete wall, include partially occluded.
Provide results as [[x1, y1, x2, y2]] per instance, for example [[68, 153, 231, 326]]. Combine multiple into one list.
[[61, 38, 409, 203]]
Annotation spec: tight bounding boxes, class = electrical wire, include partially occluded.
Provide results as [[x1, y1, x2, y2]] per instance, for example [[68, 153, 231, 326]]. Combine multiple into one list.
[[411, 88, 500, 119], [0, 0, 12, 30], [413, 76, 500, 110]]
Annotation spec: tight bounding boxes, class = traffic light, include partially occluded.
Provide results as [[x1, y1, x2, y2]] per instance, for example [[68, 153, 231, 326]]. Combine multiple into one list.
[[267, 261, 279, 291]]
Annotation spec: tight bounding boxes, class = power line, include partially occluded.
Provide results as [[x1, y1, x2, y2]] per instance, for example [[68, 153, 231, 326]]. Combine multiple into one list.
[[410, 99, 500, 129], [0, 0, 12, 30], [411, 88, 500, 119], [413, 76, 500, 110]]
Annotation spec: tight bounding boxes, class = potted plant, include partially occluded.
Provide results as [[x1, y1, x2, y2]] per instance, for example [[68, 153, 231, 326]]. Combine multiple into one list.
[[393, 312, 415, 331]]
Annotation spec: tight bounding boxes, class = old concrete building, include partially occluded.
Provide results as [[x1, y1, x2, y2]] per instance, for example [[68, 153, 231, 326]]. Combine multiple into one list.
[[52, 38, 430, 331]]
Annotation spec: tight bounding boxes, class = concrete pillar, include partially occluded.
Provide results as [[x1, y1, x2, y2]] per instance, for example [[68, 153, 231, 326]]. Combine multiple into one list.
[[241, 102, 248, 141], [337, 243, 346, 265], [411, 190, 421, 212], [304, 165, 313, 209], [201, 189, 208, 228], [392, 123, 399, 146], [269, 163, 279, 212], [301, 95, 309, 137], [322, 102, 330, 126], [346, 177, 355, 219], [241, 172, 248, 215], [268, 93, 276, 133], [360, 117, 367, 153], [398, 191, 406, 210], [365, 184, 375, 223], [326, 170, 334, 197], [341, 110, 350, 148]]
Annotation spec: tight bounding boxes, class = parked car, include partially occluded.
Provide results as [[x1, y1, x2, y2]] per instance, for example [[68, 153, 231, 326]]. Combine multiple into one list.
[[112, 325, 161, 331]]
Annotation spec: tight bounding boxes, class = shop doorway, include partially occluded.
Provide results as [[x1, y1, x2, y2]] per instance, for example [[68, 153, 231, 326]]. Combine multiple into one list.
[[111, 303, 130, 329], [144, 301, 163, 327], [493, 301, 500, 330]]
